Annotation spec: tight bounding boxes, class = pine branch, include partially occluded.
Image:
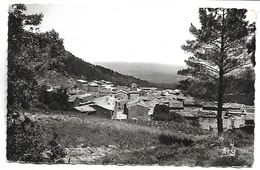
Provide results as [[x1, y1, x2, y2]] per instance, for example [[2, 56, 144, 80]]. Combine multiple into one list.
[[224, 62, 251, 75]]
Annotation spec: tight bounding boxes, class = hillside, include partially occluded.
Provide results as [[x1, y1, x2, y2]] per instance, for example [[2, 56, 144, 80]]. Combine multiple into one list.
[[63, 52, 155, 87], [9, 29, 156, 89]]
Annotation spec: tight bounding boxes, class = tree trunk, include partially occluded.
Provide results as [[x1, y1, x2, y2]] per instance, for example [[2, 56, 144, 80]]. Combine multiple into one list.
[[217, 52, 224, 133], [217, 9, 225, 134], [217, 72, 224, 133]]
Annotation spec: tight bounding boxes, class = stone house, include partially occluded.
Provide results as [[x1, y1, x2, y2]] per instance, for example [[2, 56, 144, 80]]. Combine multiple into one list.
[[126, 100, 149, 120], [169, 101, 184, 110], [115, 90, 128, 99], [68, 93, 94, 108], [88, 82, 99, 92], [112, 99, 128, 119], [92, 96, 116, 118], [74, 105, 96, 115], [76, 79, 88, 90], [245, 114, 254, 126], [139, 90, 148, 97], [183, 100, 203, 108], [92, 105, 114, 118], [202, 102, 218, 111], [127, 91, 140, 100], [98, 87, 111, 97], [68, 97, 82, 108], [130, 83, 138, 91], [139, 87, 158, 93], [177, 110, 199, 121], [198, 110, 246, 131]]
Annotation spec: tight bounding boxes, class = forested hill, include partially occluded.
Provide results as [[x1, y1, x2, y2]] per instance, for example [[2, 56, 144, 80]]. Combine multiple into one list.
[[8, 27, 154, 88], [64, 51, 154, 87]]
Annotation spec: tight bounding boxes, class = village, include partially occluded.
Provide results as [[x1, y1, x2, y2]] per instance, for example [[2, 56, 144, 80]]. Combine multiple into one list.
[[46, 79, 255, 132], [5, 3, 258, 166]]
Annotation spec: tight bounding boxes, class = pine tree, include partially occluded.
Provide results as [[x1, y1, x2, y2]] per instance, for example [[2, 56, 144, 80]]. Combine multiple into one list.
[[178, 8, 253, 133]]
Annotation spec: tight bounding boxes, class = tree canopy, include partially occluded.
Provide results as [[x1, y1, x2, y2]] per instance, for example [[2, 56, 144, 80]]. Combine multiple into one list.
[[178, 8, 254, 133], [7, 4, 66, 163]]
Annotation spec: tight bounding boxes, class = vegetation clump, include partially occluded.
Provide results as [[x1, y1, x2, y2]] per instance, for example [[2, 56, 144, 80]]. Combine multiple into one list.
[[7, 4, 67, 163], [159, 134, 194, 146]]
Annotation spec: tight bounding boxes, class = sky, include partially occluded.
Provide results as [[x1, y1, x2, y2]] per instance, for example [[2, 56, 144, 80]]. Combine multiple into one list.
[[24, 2, 257, 66]]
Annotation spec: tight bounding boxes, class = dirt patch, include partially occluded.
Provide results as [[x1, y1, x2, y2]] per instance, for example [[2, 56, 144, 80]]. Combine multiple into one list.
[[63, 145, 120, 164]]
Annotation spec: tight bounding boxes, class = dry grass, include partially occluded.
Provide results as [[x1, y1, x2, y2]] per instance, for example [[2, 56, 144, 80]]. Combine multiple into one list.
[[29, 110, 160, 149], [29, 109, 202, 149], [27, 108, 254, 166]]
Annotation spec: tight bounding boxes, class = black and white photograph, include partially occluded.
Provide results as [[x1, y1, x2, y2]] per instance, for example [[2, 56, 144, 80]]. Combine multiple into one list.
[[1, 0, 259, 168]]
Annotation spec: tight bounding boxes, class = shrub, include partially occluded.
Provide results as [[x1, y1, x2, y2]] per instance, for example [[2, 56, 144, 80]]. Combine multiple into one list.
[[152, 104, 172, 121], [152, 111, 185, 122], [49, 101, 62, 110], [35, 103, 49, 110], [212, 155, 250, 167], [7, 115, 46, 163], [170, 112, 186, 122], [46, 132, 66, 163], [39, 86, 70, 111], [190, 119, 200, 127], [152, 113, 173, 121], [7, 112, 66, 163], [223, 129, 254, 148], [159, 134, 193, 146]]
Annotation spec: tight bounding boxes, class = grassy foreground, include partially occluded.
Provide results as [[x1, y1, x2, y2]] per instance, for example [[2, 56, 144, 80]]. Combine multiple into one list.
[[27, 108, 254, 166]]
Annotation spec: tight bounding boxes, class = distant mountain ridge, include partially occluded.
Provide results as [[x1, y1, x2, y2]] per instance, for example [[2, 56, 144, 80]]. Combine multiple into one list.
[[94, 62, 186, 84]]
